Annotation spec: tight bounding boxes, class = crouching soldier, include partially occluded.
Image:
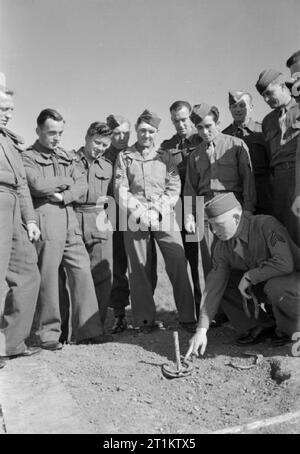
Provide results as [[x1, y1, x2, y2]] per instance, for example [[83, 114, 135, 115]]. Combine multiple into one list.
[[185, 193, 300, 359], [22, 109, 105, 350], [74, 122, 114, 341]]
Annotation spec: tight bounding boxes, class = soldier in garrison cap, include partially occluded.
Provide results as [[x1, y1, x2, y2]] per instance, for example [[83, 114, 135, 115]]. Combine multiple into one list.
[[223, 91, 272, 215], [184, 103, 256, 280], [160, 101, 202, 317], [22, 109, 106, 349], [184, 192, 300, 359], [256, 69, 300, 246], [105, 114, 158, 333], [0, 78, 41, 362], [286, 52, 300, 220], [114, 109, 196, 331]]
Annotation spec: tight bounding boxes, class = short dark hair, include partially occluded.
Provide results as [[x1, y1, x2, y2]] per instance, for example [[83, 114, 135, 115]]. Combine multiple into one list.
[[37, 108, 64, 127], [86, 122, 112, 137], [169, 100, 192, 114]]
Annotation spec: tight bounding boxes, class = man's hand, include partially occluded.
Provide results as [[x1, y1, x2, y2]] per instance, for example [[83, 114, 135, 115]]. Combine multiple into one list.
[[292, 196, 300, 217], [184, 328, 208, 361], [48, 192, 64, 203], [238, 272, 252, 299], [185, 214, 196, 233], [27, 222, 40, 242]]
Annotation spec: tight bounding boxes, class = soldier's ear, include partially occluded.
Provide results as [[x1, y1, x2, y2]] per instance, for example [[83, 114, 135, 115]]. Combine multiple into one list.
[[233, 213, 241, 225], [36, 126, 40, 136]]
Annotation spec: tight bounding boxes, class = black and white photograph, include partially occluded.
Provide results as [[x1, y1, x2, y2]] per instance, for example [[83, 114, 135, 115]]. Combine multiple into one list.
[[0, 0, 300, 438]]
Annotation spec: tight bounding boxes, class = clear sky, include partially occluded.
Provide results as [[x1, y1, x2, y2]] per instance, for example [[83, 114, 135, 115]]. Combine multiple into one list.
[[1, 0, 300, 149]]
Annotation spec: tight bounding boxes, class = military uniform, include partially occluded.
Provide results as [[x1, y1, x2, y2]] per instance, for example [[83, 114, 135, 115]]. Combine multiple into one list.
[[22, 141, 102, 344], [73, 147, 113, 324], [197, 212, 300, 338], [103, 144, 130, 317], [114, 143, 196, 327], [222, 119, 272, 214], [160, 132, 202, 316], [104, 143, 157, 319], [184, 132, 256, 277], [262, 97, 300, 245], [0, 127, 40, 356]]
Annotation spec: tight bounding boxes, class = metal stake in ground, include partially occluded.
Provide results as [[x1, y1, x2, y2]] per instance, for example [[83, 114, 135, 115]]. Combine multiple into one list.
[[161, 331, 193, 379]]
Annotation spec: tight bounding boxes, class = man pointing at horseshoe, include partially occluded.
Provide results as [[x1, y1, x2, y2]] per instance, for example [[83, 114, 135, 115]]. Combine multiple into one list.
[[185, 192, 300, 360]]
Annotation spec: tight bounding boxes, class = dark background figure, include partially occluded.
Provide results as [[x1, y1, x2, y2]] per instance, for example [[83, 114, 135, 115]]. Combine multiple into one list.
[[256, 69, 300, 246]]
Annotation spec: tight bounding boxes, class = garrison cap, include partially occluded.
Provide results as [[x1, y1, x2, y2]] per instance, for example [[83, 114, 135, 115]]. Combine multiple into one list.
[[228, 90, 251, 106], [190, 103, 219, 126], [137, 109, 161, 129], [204, 192, 241, 219], [255, 69, 293, 95], [106, 114, 130, 130], [286, 50, 300, 69], [0, 72, 6, 92]]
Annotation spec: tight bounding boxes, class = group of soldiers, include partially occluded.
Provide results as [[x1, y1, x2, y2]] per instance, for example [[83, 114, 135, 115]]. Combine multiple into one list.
[[0, 49, 300, 370]]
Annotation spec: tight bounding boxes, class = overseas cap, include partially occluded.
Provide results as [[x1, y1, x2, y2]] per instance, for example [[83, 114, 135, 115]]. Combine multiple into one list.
[[190, 103, 219, 126], [286, 50, 300, 69], [137, 109, 161, 129], [204, 192, 241, 219], [255, 69, 293, 94], [228, 90, 251, 106], [106, 114, 130, 130], [0, 72, 6, 92]]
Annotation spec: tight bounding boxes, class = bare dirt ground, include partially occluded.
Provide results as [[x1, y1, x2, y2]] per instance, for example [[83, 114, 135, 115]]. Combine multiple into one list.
[[19, 249, 300, 434]]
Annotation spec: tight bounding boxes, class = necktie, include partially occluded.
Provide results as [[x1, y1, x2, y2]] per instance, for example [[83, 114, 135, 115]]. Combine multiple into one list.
[[206, 142, 215, 164]]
